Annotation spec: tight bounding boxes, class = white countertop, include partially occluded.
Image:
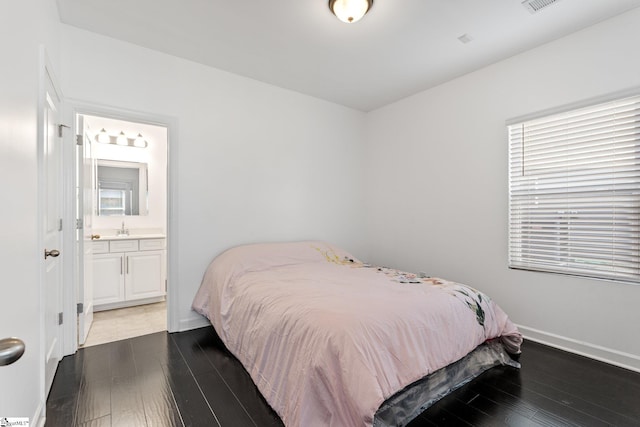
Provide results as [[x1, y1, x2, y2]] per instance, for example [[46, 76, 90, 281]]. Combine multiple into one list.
[[94, 234, 166, 241]]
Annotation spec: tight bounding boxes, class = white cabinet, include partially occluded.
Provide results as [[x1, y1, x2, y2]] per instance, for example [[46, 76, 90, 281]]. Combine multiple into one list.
[[93, 253, 125, 306], [126, 250, 165, 300], [92, 238, 166, 310]]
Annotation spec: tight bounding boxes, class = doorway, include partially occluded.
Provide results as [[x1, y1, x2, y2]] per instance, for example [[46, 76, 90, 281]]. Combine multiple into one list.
[[75, 113, 169, 347]]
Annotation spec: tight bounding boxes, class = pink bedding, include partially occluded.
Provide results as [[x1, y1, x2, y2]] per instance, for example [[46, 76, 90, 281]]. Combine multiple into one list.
[[192, 241, 522, 427]]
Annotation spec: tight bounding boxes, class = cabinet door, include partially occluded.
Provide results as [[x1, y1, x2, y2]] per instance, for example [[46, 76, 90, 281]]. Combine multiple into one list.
[[93, 253, 125, 306], [125, 250, 166, 301]]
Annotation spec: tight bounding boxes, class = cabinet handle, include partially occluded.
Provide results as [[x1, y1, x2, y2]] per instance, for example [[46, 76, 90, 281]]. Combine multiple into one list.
[[121, 256, 123, 275], [127, 256, 129, 274]]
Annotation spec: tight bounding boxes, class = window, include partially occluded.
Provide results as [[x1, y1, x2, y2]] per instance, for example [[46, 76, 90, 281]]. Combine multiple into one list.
[[508, 94, 640, 283]]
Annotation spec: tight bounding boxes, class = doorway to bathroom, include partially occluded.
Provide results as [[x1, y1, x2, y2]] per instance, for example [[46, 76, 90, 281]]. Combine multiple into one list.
[[75, 113, 169, 348]]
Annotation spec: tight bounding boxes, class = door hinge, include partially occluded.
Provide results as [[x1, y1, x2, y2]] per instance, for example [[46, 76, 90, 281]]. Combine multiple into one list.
[[58, 218, 63, 231], [77, 303, 84, 314], [58, 312, 63, 325], [76, 134, 83, 145], [76, 218, 83, 230], [58, 124, 70, 138]]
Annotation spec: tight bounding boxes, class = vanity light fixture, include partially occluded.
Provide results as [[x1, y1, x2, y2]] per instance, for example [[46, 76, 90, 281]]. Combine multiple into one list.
[[329, 0, 373, 23], [94, 130, 148, 148]]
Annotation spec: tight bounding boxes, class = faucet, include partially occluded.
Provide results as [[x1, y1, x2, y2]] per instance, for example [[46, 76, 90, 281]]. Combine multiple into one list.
[[118, 221, 129, 236]]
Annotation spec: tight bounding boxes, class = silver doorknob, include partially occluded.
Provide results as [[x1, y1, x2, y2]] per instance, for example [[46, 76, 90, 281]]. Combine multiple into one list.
[[0, 338, 25, 366], [44, 249, 60, 259]]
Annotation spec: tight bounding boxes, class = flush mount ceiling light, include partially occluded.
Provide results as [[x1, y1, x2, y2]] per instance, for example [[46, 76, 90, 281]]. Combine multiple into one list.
[[329, 0, 373, 23]]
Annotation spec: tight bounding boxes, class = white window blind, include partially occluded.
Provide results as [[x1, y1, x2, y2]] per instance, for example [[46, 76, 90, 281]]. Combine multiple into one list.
[[508, 94, 640, 283]]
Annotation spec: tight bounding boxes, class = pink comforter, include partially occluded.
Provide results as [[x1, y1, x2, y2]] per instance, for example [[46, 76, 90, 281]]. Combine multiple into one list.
[[192, 241, 522, 427]]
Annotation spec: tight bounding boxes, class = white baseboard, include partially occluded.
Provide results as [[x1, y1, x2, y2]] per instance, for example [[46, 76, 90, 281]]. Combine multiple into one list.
[[178, 314, 210, 332], [517, 324, 640, 373]]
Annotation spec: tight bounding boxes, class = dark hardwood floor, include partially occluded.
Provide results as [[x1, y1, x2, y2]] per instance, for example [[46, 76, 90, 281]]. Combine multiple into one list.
[[46, 327, 640, 426]]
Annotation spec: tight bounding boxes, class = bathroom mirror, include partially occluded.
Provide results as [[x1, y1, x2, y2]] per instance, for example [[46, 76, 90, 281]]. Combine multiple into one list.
[[96, 159, 149, 216]]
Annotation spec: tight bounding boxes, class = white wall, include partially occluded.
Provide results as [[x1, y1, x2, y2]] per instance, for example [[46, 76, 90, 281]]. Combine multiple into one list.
[[85, 115, 167, 234], [60, 26, 367, 330], [0, 0, 60, 423], [365, 8, 640, 370]]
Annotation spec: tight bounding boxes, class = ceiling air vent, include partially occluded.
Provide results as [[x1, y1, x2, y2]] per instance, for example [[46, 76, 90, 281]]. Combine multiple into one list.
[[521, 0, 562, 14]]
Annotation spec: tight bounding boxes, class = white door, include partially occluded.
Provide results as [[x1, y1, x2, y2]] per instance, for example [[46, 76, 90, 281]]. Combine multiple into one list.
[[43, 69, 63, 395], [77, 115, 95, 345]]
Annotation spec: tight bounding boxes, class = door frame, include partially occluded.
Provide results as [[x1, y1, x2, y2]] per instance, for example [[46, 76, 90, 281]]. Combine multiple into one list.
[[61, 100, 179, 355]]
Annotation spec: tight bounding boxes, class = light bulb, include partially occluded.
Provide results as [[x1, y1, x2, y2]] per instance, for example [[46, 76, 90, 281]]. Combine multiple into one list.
[[116, 131, 128, 146], [134, 133, 147, 148], [97, 128, 110, 144]]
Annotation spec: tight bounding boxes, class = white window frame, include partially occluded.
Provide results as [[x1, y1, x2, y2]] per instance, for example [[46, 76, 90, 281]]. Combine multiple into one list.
[[508, 91, 640, 284]]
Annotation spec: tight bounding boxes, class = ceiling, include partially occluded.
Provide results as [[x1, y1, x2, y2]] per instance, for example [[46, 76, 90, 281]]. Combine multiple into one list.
[[56, 0, 640, 112]]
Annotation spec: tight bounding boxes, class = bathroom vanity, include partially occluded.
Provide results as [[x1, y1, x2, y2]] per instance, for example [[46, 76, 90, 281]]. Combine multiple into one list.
[[92, 234, 166, 311]]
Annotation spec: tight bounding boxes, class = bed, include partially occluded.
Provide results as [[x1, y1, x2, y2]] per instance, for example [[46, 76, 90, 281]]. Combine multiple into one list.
[[192, 241, 522, 427]]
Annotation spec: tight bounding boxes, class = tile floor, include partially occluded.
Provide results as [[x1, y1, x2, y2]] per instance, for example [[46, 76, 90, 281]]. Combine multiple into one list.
[[82, 301, 167, 347]]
